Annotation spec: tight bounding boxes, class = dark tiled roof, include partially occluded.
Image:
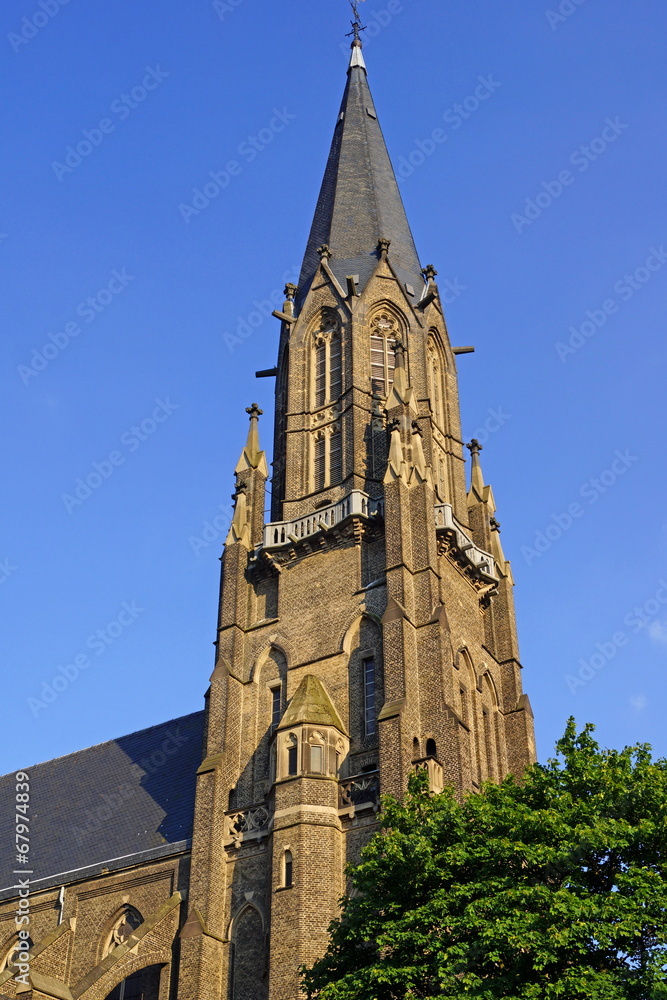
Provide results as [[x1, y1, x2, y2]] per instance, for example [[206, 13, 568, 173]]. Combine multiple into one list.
[[0, 712, 205, 900], [299, 45, 423, 301]]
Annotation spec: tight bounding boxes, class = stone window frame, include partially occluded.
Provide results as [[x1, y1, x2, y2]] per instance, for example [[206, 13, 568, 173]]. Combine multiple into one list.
[[307, 730, 326, 774], [283, 848, 294, 889]]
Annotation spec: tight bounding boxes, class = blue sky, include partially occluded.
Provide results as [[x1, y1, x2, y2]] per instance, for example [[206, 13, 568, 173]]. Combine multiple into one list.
[[2, 0, 666, 774]]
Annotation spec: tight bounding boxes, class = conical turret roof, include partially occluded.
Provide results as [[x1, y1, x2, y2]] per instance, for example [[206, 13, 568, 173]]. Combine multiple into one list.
[[279, 674, 347, 734]]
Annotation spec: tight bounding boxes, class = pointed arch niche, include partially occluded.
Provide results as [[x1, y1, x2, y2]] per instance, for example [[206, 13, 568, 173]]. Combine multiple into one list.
[[229, 904, 268, 1000], [427, 332, 449, 501], [480, 671, 502, 782], [104, 966, 163, 1000]]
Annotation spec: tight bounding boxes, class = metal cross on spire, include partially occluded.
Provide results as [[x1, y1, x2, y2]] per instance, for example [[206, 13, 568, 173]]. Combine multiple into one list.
[[346, 0, 367, 43]]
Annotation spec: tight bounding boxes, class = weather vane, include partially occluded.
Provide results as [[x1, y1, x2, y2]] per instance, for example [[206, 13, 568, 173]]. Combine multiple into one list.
[[347, 0, 367, 42]]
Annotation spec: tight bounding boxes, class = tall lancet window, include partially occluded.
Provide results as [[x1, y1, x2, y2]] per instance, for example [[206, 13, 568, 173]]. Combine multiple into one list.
[[370, 312, 400, 396], [427, 338, 446, 431], [313, 310, 342, 408]]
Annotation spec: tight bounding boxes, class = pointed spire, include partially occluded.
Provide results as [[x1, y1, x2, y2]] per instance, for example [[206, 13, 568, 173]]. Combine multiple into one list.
[[235, 403, 269, 477], [409, 421, 432, 487], [384, 421, 408, 484], [225, 481, 250, 547], [298, 34, 422, 300]]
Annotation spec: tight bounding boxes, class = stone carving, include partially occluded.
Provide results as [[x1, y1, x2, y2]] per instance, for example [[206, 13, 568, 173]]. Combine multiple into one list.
[[224, 806, 271, 848]]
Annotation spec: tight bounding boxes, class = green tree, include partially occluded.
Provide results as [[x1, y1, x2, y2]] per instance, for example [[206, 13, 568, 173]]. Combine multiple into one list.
[[302, 721, 667, 999]]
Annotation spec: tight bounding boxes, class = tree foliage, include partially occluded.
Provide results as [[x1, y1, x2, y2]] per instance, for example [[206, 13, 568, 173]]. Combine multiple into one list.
[[302, 721, 667, 999]]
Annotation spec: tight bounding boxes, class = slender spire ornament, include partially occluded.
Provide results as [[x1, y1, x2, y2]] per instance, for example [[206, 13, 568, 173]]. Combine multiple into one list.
[[346, 0, 367, 43]]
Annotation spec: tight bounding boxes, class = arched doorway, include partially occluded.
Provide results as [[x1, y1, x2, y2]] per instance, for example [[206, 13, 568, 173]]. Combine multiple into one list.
[[104, 964, 162, 1000]]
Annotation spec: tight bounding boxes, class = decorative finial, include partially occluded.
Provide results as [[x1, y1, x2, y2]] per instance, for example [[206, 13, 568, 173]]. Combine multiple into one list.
[[377, 237, 391, 259], [422, 264, 438, 283], [246, 403, 263, 420], [466, 439, 483, 457], [347, 0, 366, 44], [283, 283, 297, 301], [316, 244, 332, 261]]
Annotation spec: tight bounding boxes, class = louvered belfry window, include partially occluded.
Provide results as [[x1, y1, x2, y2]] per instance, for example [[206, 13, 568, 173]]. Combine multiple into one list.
[[314, 340, 327, 407], [329, 431, 342, 485], [313, 310, 342, 408], [314, 436, 326, 491], [329, 333, 342, 400], [370, 312, 398, 396], [313, 427, 342, 491]]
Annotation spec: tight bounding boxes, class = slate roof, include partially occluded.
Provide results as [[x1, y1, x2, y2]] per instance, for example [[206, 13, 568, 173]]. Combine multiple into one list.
[[298, 41, 424, 301], [0, 712, 204, 901]]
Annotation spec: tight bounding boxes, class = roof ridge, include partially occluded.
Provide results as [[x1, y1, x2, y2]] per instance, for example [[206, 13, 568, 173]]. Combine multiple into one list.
[[0, 710, 205, 778]]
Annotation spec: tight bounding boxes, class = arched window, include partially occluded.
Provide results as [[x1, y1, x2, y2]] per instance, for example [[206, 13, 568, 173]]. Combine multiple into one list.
[[426, 738, 437, 759], [370, 312, 399, 396], [287, 734, 299, 776], [363, 656, 376, 737], [283, 850, 294, 888], [312, 310, 342, 408], [104, 965, 162, 1000], [103, 906, 143, 957], [312, 425, 342, 491]]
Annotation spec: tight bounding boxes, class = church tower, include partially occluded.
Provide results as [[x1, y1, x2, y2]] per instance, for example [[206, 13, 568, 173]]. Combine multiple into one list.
[[178, 32, 536, 1000]]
